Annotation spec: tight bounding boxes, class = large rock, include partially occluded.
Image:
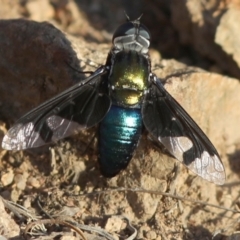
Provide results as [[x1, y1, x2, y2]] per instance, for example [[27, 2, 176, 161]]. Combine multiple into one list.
[[171, 0, 240, 78]]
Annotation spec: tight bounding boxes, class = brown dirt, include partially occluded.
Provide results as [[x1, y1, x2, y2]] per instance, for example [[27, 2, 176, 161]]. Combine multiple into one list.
[[0, 1, 240, 240]]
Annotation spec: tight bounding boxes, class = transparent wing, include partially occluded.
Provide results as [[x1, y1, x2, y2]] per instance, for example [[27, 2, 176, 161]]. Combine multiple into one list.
[[2, 66, 111, 150], [142, 74, 225, 185]]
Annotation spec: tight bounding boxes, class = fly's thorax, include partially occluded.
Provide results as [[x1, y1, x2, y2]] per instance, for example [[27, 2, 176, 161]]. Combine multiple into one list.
[[109, 51, 150, 107]]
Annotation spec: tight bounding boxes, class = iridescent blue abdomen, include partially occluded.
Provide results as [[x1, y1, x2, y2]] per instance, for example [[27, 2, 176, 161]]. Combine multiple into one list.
[[98, 50, 149, 177], [98, 105, 142, 177]]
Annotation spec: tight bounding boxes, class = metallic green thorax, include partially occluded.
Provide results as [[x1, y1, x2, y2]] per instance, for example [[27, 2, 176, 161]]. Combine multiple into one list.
[[109, 51, 150, 107]]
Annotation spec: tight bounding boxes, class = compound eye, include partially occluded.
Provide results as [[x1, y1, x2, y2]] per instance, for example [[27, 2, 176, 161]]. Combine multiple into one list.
[[138, 24, 151, 40], [112, 22, 151, 42], [112, 22, 135, 41]]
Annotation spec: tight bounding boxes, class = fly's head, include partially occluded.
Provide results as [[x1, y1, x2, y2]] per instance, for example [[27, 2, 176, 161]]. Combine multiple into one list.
[[112, 17, 151, 54]]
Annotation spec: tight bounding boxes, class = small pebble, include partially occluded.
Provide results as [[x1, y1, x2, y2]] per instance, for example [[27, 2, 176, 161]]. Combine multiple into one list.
[[145, 230, 157, 239], [1, 169, 14, 186], [27, 177, 41, 188], [14, 174, 26, 190], [105, 216, 123, 232]]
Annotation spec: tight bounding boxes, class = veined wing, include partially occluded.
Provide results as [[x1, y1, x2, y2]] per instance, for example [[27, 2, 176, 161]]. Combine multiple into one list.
[[2, 66, 111, 150], [142, 73, 225, 185]]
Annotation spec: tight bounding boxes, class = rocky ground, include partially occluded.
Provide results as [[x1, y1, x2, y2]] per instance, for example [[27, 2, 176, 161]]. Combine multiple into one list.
[[1, 0, 240, 239]]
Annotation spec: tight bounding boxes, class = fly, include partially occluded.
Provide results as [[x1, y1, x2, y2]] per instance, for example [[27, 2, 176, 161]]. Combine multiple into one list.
[[2, 17, 225, 185]]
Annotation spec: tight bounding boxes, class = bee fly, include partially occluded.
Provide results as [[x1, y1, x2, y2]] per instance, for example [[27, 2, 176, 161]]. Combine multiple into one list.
[[2, 17, 225, 185]]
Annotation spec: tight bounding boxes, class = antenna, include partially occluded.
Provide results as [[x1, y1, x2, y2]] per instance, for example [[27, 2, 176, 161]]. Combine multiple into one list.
[[124, 11, 143, 22]]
